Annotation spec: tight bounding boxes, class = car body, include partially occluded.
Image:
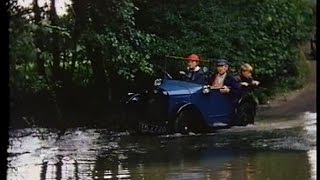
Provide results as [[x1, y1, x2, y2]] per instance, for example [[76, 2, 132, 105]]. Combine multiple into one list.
[[124, 77, 257, 134]]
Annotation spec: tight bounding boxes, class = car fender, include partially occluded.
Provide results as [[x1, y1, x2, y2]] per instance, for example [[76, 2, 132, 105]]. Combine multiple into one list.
[[125, 93, 141, 104], [176, 103, 192, 115], [175, 103, 204, 120], [237, 93, 258, 105]]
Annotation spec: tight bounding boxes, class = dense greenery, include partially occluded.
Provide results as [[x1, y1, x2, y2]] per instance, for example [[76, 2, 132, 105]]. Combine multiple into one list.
[[135, 0, 314, 97], [9, 0, 314, 127]]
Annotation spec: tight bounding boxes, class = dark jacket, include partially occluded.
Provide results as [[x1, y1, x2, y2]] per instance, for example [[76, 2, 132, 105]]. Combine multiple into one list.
[[182, 67, 208, 85], [208, 73, 241, 97], [234, 75, 258, 94]]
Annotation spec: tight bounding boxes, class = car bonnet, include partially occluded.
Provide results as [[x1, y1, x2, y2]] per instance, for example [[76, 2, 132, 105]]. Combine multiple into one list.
[[159, 80, 203, 95]]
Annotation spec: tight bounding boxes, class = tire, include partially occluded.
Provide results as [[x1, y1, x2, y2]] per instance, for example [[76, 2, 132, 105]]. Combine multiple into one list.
[[125, 104, 141, 133], [173, 109, 207, 134], [235, 97, 256, 126], [174, 110, 190, 134]]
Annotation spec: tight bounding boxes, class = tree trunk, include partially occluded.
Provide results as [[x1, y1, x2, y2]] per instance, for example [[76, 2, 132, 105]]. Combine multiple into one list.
[[49, 0, 61, 82], [69, 0, 83, 75], [87, 1, 110, 102], [87, 47, 108, 91], [33, 0, 46, 77], [48, 0, 63, 121], [87, 46, 110, 120]]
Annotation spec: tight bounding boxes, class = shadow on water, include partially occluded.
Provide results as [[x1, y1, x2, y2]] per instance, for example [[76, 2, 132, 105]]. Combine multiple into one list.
[[7, 112, 316, 180]]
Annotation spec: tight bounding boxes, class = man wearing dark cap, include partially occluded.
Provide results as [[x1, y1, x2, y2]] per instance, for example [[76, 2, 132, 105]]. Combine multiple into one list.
[[179, 54, 208, 84], [208, 59, 240, 95]]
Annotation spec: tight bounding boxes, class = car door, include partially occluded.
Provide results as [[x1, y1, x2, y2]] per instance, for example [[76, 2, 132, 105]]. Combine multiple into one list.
[[193, 89, 235, 126]]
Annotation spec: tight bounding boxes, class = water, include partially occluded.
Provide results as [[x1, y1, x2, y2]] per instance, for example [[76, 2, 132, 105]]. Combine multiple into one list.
[[7, 112, 316, 180]]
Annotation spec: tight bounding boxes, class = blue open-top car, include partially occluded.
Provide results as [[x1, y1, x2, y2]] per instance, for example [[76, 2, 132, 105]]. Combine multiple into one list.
[[124, 64, 258, 134]]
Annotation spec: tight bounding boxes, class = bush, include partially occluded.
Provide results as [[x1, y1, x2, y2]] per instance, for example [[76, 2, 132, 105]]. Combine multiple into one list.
[[136, 0, 314, 99]]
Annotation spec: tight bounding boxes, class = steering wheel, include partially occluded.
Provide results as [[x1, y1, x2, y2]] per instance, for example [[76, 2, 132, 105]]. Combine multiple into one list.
[[163, 70, 173, 79], [153, 64, 173, 79]]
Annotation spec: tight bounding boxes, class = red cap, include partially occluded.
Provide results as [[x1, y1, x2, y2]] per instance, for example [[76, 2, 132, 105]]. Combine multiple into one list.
[[186, 54, 200, 61]]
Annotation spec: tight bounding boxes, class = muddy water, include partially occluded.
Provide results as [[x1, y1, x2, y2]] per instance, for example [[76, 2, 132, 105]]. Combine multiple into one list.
[[7, 112, 316, 180]]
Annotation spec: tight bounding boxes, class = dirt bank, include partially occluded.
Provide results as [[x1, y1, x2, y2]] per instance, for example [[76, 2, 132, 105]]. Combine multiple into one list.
[[256, 60, 316, 120]]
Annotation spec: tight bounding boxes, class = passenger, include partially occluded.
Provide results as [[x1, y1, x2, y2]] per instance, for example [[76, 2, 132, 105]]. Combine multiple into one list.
[[179, 54, 208, 84], [208, 59, 240, 95], [234, 63, 260, 94]]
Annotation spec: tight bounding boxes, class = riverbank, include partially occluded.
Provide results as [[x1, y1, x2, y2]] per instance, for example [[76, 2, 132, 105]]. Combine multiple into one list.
[[256, 59, 316, 120]]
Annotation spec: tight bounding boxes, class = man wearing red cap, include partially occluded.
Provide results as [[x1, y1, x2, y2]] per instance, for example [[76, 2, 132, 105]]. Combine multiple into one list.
[[179, 54, 208, 84]]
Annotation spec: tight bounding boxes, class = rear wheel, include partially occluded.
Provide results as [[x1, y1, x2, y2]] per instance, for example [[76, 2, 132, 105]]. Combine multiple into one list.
[[235, 95, 257, 126]]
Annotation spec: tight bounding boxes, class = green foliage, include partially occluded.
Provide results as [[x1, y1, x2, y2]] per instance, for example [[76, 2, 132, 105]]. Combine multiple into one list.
[[9, 11, 40, 92], [9, 0, 314, 103], [136, 0, 314, 94], [71, 0, 157, 82]]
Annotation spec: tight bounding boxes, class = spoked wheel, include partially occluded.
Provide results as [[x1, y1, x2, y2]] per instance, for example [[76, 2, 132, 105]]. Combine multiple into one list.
[[235, 96, 257, 126], [174, 110, 190, 134], [125, 105, 141, 133], [173, 109, 207, 134]]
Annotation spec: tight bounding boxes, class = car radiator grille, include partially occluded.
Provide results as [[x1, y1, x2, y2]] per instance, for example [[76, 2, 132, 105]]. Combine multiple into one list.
[[140, 90, 168, 124]]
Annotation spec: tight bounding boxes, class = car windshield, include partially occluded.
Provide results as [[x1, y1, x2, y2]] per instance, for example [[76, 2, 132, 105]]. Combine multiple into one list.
[[153, 61, 210, 82], [152, 64, 180, 80]]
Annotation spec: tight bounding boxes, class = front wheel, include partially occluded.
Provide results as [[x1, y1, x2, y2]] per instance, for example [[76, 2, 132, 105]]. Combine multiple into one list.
[[124, 104, 141, 133], [174, 110, 190, 134], [173, 109, 207, 134]]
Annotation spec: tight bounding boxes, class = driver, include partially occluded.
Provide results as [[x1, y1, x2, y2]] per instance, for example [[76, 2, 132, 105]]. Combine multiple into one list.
[[179, 54, 208, 84]]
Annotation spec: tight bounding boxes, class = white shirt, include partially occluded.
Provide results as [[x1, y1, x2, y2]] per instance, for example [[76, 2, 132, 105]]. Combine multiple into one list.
[[212, 73, 226, 88]]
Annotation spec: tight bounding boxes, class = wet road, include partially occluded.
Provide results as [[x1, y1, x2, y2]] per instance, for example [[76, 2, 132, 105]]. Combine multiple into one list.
[[257, 60, 316, 118], [7, 112, 316, 180]]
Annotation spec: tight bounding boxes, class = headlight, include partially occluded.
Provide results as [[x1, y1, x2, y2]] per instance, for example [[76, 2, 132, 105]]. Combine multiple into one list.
[[154, 78, 162, 86], [202, 85, 210, 94], [153, 89, 168, 95]]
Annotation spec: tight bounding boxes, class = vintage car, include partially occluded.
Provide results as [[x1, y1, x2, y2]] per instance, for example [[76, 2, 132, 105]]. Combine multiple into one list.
[[123, 67, 258, 134]]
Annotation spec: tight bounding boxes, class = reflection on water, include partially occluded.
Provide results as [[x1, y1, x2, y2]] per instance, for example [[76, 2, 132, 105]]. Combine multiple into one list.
[[7, 112, 316, 180], [303, 112, 317, 180], [308, 149, 316, 180]]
